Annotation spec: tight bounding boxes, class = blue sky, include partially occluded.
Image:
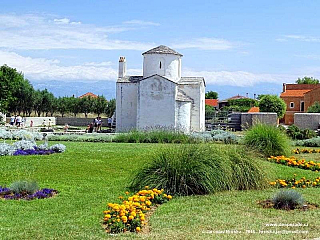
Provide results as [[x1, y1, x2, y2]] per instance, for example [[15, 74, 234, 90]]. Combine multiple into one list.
[[1, 0, 320, 99]]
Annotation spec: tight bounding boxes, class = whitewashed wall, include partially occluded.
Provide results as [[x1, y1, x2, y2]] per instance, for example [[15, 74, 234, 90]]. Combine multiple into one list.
[[137, 76, 176, 130], [176, 101, 191, 133], [116, 82, 138, 132], [143, 54, 181, 82]]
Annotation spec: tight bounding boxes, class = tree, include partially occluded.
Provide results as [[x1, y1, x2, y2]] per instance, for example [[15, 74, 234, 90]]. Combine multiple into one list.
[[296, 77, 319, 84], [105, 98, 116, 118], [93, 96, 108, 117], [57, 97, 70, 117], [225, 98, 258, 112], [69, 97, 81, 117], [79, 96, 94, 118], [259, 95, 286, 118], [205, 105, 215, 119], [307, 101, 320, 113], [205, 91, 218, 99]]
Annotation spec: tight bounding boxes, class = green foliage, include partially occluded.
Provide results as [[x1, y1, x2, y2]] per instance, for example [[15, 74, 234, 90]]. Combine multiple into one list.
[[113, 130, 198, 144], [225, 98, 258, 112], [258, 95, 286, 118], [130, 144, 266, 196], [105, 98, 116, 118], [272, 190, 305, 210], [296, 137, 320, 147], [205, 104, 215, 118], [286, 124, 316, 140], [244, 124, 290, 157], [296, 76, 319, 84], [307, 101, 320, 113], [93, 96, 108, 117], [205, 91, 218, 99], [10, 180, 39, 194]]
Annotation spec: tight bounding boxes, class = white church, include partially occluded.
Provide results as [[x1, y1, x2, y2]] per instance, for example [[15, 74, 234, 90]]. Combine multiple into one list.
[[116, 45, 205, 133]]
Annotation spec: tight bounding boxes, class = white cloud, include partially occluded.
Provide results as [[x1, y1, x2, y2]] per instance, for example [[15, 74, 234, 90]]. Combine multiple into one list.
[[294, 54, 320, 60], [280, 35, 320, 43], [172, 38, 235, 50], [0, 14, 156, 50], [123, 20, 160, 26], [182, 68, 296, 87]]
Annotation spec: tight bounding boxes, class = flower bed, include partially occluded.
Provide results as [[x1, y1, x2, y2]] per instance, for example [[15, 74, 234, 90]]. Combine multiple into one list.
[[269, 175, 320, 189], [292, 148, 320, 154], [267, 156, 320, 171], [0, 186, 58, 200], [103, 187, 172, 234]]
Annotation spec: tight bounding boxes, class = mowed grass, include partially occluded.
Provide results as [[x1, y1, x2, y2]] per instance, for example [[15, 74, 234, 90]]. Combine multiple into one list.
[[0, 142, 319, 239]]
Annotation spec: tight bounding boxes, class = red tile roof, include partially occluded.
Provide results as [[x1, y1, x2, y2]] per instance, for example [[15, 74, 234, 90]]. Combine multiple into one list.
[[205, 99, 219, 107], [280, 90, 311, 97], [248, 107, 259, 113], [79, 92, 98, 98]]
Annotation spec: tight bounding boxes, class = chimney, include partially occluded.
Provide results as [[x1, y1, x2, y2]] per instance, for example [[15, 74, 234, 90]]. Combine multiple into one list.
[[254, 93, 256, 99], [282, 83, 286, 93], [118, 57, 126, 78]]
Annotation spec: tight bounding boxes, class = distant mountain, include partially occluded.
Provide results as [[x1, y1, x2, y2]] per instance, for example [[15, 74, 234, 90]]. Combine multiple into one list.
[[30, 80, 116, 100], [30, 80, 283, 101]]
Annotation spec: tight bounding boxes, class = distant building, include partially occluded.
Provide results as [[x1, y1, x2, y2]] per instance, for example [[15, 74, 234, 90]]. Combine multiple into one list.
[[218, 95, 248, 109], [116, 45, 206, 133], [205, 99, 219, 109], [248, 106, 260, 113], [79, 92, 98, 98], [280, 83, 320, 124]]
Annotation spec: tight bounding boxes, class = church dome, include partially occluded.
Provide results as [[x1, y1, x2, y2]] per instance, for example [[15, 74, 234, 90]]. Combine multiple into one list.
[[142, 45, 182, 82]]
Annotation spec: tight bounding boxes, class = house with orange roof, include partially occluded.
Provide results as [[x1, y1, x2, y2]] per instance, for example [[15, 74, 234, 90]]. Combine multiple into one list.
[[78, 92, 98, 99], [205, 99, 219, 109], [280, 83, 320, 124]]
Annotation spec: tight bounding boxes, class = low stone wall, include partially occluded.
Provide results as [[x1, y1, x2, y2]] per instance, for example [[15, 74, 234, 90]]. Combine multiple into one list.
[[6, 117, 56, 127], [56, 117, 108, 126], [241, 113, 277, 130], [294, 113, 320, 130]]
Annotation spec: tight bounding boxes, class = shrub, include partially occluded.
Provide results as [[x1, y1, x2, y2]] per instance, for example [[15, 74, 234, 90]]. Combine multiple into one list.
[[211, 130, 239, 144], [244, 124, 290, 157], [130, 144, 266, 196], [271, 190, 305, 210], [0, 143, 15, 156], [48, 134, 115, 142], [307, 101, 320, 113], [50, 144, 66, 153], [13, 140, 36, 150], [259, 95, 286, 118], [10, 181, 39, 194], [286, 125, 316, 140], [296, 137, 320, 147], [0, 129, 12, 139]]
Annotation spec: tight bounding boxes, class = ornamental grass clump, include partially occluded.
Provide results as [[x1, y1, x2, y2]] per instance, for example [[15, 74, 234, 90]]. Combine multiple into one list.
[[10, 180, 39, 195], [130, 144, 266, 196], [271, 190, 305, 210], [244, 123, 290, 157]]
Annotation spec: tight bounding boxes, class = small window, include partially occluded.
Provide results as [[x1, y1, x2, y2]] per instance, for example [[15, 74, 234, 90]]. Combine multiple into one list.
[[160, 61, 162, 69], [290, 102, 294, 108]]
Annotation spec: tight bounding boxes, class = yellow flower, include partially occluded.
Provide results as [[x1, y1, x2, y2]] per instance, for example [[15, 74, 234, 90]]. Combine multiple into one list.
[[121, 216, 127, 223], [167, 195, 173, 199], [128, 215, 134, 220], [136, 227, 141, 232]]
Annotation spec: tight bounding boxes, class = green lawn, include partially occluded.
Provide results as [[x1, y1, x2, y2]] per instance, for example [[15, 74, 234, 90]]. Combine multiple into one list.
[[1, 142, 320, 239]]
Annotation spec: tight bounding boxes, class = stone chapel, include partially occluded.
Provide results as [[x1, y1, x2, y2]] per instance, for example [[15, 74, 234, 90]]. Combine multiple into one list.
[[116, 45, 205, 133]]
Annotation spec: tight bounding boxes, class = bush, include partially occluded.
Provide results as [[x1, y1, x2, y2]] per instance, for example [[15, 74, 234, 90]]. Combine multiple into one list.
[[211, 130, 239, 144], [48, 134, 115, 143], [0, 143, 15, 156], [307, 101, 320, 113], [130, 144, 266, 196], [13, 140, 36, 150], [113, 130, 198, 144], [50, 144, 66, 153], [286, 125, 316, 140], [10, 181, 39, 194], [296, 137, 320, 147], [244, 124, 290, 157], [271, 190, 305, 210], [259, 95, 286, 118]]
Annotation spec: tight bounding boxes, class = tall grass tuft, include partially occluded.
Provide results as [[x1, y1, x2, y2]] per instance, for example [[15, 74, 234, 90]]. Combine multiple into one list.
[[272, 190, 305, 210], [130, 144, 267, 196], [10, 180, 39, 194], [243, 124, 290, 157]]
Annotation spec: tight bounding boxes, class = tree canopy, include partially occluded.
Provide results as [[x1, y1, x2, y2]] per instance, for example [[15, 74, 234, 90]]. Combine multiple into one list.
[[307, 101, 320, 113], [205, 91, 218, 99], [259, 95, 286, 118], [296, 77, 319, 84]]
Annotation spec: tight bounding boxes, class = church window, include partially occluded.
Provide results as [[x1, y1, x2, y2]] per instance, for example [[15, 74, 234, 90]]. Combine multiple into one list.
[[160, 61, 162, 69]]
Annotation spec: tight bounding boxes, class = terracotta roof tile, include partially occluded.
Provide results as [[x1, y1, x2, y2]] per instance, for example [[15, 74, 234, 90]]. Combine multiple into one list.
[[248, 107, 260, 113], [205, 99, 219, 107], [280, 90, 311, 97], [79, 92, 98, 98]]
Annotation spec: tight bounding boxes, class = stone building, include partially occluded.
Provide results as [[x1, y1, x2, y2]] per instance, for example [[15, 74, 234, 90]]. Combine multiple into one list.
[[116, 45, 205, 133], [280, 83, 320, 124]]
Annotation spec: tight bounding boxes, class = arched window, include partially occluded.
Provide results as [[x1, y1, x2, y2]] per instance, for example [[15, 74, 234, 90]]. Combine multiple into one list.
[[160, 61, 162, 69]]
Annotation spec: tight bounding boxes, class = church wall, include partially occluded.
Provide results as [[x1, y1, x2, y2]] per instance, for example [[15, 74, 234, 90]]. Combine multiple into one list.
[[137, 76, 176, 130], [143, 54, 181, 82], [178, 83, 205, 132], [176, 101, 191, 133], [116, 82, 137, 132]]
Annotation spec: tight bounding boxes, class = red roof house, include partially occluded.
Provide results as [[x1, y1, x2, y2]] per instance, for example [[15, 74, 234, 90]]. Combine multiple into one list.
[[79, 92, 98, 99], [205, 99, 219, 108]]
